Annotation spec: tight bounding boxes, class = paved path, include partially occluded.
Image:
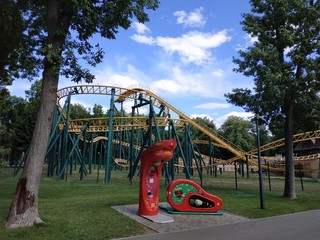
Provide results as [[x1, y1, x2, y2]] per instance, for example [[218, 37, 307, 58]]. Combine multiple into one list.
[[112, 204, 320, 240]]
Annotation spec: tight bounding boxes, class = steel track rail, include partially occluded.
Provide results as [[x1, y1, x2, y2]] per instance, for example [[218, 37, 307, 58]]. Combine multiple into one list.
[[57, 85, 245, 158]]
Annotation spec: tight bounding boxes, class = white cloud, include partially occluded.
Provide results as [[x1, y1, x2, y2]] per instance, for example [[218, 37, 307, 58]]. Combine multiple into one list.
[[57, 50, 248, 102], [247, 34, 258, 44], [190, 113, 213, 121], [130, 27, 231, 65], [236, 33, 258, 51], [107, 74, 139, 87], [284, 46, 292, 55], [132, 22, 150, 34], [68, 97, 93, 111], [150, 66, 206, 96], [150, 79, 187, 94], [212, 69, 224, 78], [195, 102, 231, 109], [130, 34, 154, 45], [147, 61, 238, 99], [123, 100, 148, 115], [155, 30, 231, 65], [174, 7, 206, 28], [214, 111, 254, 128], [91, 64, 145, 88], [58, 56, 147, 90], [58, 56, 150, 95]]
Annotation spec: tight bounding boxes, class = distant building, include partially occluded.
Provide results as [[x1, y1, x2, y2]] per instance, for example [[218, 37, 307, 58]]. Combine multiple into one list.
[[294, 139, 320, 179]]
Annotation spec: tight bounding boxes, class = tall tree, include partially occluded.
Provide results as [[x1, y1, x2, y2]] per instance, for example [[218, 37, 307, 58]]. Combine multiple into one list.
[[5, 0, 159, 228], [219, 116, 256, 152], [69, 103, 91, 119], [0, 81, 42, 165], [0, 95, 25, 156], [225, 0, 320, 199], [192, 116, 217, 139], [92, 103, 105, 117], [0, 1, 39, 85], [9, 97, 29, 152], [218, 116, 273, 158], [191, 117, 218, 156]]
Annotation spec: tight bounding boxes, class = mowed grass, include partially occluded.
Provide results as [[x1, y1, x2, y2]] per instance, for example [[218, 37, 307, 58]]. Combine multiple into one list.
[[0, 169, 145, 240], [201, 172, 320, 218], [0, 167, 319, 240]]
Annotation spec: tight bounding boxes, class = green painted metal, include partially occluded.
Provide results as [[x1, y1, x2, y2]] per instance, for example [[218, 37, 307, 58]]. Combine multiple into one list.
[[80, 124, 87, 181], [129, 102, 135, 183], [57, 122, 88, 180], [117, 102, 124, 171], [167, 119, 175, 182], [88, 133, 94, 174], [129, 95, 150, 181], [105, 88, 115, 183], [46, 92, 75, 179], [170, 121, 191, 179], [185, 125, 203, 185], [68, 131, 88, 175], [13, 149, 29, 177], [56, 133, 62, 176], [46, 101, 67, 156], [60, 94, 72, 179], [96, 141, 102, 183], [208, 138, 213, 175], [45, 87, 221, 184]]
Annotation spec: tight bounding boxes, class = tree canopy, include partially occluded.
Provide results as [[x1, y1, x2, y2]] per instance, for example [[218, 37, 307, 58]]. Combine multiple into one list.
[[219, 116, 256, 152], [69, 103, 91, 119], [4, 0, 160, 229], [0, 1, 39, 85], [0, 80, 42, 165], [92, 104, 105, 117], [225, 0, 320, 199], [1, 0, 160, 86]]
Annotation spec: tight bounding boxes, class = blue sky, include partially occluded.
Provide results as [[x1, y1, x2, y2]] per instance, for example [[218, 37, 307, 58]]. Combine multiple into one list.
[[8, 1, 256, 128]]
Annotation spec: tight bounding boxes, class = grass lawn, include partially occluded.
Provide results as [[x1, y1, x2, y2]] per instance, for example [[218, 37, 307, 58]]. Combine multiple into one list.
[[0, 167, 319, 240]]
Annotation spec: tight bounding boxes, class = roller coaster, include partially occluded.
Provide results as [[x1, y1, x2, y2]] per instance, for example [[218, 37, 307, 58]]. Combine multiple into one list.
[[44, 85, 320, 183]]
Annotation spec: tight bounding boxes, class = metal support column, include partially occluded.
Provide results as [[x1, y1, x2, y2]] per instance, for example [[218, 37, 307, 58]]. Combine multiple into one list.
[[105, 88, 115, 183]]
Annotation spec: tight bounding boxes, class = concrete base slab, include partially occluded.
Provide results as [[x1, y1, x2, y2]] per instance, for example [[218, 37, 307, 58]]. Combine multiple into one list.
[[112, 203, 249, 234], [140, 213, 174, 223]]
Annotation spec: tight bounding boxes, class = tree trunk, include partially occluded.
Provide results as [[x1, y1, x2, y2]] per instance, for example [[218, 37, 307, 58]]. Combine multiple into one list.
[[283, 100, 297, 199], [6, 0, 70, 228], [5, 71, 59, 228]]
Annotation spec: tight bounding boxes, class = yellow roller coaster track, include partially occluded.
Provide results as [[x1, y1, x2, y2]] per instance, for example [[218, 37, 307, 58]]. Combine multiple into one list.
[[80, 128, 319, 174], [57, 85, 320, 167], [57, 85, 245, 158], [91, 136, 141, 151], [192, 140, 226, 149], [68, 116, 185, 133], [226, 130, 320, 163]]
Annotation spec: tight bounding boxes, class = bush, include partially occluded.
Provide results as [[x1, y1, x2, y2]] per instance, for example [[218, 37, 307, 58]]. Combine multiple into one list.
[[0, 161, 8, 168]]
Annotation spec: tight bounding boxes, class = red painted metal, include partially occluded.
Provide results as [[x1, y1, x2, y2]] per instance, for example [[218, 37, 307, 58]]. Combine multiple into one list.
[[138, 139, 177, 216], [167, 179, 223, 212]]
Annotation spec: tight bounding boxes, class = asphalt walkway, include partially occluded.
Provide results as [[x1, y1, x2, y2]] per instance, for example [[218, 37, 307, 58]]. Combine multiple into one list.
[[112, 203, 320, 240]]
